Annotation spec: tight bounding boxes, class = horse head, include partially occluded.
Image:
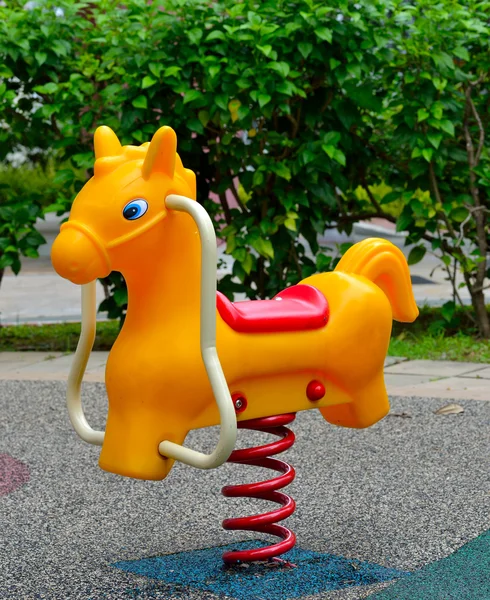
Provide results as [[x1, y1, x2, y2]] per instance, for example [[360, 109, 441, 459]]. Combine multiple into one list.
[[51, 126, 196, 285]]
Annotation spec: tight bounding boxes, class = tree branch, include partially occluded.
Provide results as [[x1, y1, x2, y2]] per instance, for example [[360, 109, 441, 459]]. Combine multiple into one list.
[[468, 94, 485, 165], [464, 85, 488, 289], [227, 175, 249, 213], [429, 162, 459, 241], [218, 192, 232, 225], [361, 175, 383, 213]]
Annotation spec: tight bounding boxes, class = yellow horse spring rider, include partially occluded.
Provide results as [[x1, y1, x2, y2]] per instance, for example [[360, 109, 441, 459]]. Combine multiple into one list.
[[51, 125, 418, 560]]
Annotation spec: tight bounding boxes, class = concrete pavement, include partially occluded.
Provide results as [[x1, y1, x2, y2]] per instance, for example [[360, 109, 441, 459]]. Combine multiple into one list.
[[0, 353, 488, 402]]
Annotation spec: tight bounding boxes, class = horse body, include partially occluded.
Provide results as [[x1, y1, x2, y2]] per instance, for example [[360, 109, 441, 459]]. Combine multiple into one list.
[[51, 125, 418, 482]]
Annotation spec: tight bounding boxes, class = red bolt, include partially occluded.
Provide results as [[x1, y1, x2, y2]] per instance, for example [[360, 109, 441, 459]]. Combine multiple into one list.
[[232, 392, 247, 413], [306, 380, 325, 401]]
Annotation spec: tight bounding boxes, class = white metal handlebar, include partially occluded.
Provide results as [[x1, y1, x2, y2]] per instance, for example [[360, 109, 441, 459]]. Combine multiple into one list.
[[67, 280, 104, 445], [66, 194, 237, 470], [158, 194, 237, 468]]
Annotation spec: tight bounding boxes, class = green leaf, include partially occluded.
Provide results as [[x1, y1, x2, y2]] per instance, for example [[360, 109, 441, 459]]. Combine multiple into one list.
[[258, 93, 271, 108], [268, 62, 290, 78], [432, 52, 455, 71], [53, 169, 75, 186], [453, 46, 470, 61], [255, 238, 274, 259], [322, 144, 345, 165], [214, 94, 228, 110], [298, 42, 313, 59], [205, 30, 226, 42], [316, 253, 332, 271], [407, 245, 426, 265], [422, 148, 433, 162], [163, 66, 181, 78], [346, 63, 361, 79], [333, 148, 346, 166], [441, 301, 456, 322], [198, 110, 210, 127], [149, 62, 163, 78], [188, 28, 203, 45], [271, 162, 291, 180], [450, 207, 469, 222], [329, 58, 341, 70], [34, 82, 58, 94], [396, 213, 413, 232], [343, 83, 381, 112], [187, 118, 204, 134], [253, 170, 265, 186], [35, 52, 47, 66], [276, 81, 295, 96], [322, 144, 336, 159], [427, 132, 443, 149], [141, 76, 157, 89], [184, 90, 203, 104], [257, 45, 272, 57], [114, 288, 128, 306], [132, 95, 148, 109], [430, 104, 444, 120], [242, 253, 253, 274], [52, 39, 70, 57], [323, 131, 341, 146], [233, 248, 247, 262], [226, 235, 236, 253], [315, 27, 332, 43], [417, 108, 429, 122], [380, 191, 400, 205], [440, 120, 455, 136]]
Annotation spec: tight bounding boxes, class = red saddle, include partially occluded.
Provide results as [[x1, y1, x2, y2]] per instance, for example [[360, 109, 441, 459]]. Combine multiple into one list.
[[216, 284, 329, 334]]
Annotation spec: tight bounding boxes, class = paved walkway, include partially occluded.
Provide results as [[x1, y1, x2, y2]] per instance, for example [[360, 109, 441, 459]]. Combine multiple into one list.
[[0, 353, 488, 401]]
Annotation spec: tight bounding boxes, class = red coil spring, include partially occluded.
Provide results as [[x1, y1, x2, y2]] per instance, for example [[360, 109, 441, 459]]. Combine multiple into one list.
[[221, 413, 297, 565]]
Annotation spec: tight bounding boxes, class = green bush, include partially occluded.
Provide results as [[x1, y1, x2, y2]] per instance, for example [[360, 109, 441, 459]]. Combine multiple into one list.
[[0, 0, 395, 313], [1, 0, 488, 336], [367, 0, 490, 338], [0, 164, 69, 282], [0, 164, 60, 208]]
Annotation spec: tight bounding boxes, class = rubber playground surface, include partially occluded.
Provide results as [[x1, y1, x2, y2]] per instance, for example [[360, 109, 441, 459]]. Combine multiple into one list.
[[1, 380, 489, 599]]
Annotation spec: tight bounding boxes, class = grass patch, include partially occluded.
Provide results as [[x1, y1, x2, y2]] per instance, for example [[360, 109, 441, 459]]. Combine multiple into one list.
[[0, 304, 489, 362], [388, 304, 490, 362], [389, 333, 490, 362], [0, 321, 119, 352]]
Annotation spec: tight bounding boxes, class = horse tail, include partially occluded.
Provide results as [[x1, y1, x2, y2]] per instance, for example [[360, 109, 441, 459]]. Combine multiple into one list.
[[335, 238, 419, 323]]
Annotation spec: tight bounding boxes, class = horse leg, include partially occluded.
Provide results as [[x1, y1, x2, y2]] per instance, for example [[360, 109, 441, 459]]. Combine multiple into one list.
[[319, 370, 389, 429], [98, 401, 187, 481]]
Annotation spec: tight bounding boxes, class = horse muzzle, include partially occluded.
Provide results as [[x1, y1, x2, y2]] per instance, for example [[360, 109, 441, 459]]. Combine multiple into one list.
[[51, 222, 111, 285]]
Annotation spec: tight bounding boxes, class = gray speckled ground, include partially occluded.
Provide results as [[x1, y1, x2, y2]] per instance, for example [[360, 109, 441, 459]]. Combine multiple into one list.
[[0, 380, 489, 600]]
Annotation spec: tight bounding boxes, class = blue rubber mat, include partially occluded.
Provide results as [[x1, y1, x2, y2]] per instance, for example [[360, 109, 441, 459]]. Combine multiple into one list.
[[114, 540, 409, 600], [371, 530, 490, 600]]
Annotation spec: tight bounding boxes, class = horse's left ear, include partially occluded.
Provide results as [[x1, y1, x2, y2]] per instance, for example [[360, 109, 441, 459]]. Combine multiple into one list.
[[142, 126, 177, 180], [94, 126, 122, 159]]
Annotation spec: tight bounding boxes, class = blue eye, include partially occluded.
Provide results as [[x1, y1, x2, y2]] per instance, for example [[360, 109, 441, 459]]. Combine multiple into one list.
[[123, 199, 148, 220]]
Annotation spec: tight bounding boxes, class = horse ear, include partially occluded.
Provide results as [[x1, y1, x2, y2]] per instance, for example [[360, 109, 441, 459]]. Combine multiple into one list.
[[142, 126, 177, 180], [94, 126, 122, 159], [184, 168, 197, 199]]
